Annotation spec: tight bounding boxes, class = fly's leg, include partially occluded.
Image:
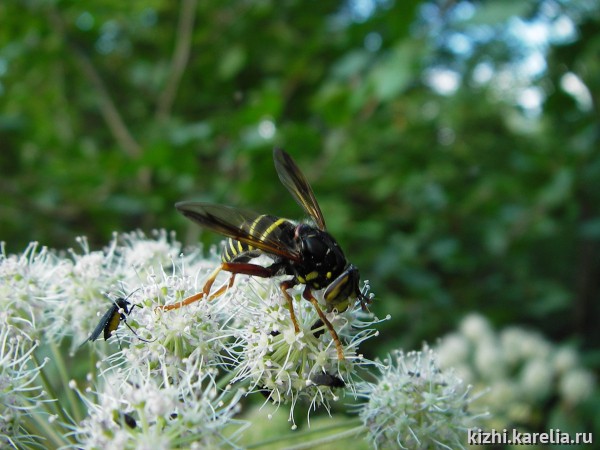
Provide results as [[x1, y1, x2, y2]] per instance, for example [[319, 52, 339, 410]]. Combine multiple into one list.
[[279, 279, 300, 333], [222, 263, 300, 334], [156, 261, 288, 315], [156, 265, 225, 311], [303, 286, 344, 360]]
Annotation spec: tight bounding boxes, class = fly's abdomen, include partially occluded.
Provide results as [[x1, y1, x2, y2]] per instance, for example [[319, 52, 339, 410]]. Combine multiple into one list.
[[222, 235, 253, 263], [222, 214, 295, 263]]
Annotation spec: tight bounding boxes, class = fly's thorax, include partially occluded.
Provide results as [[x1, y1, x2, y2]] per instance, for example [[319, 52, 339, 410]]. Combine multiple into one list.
[[115, 298, 131, 315], [293, 224, 347, 289]]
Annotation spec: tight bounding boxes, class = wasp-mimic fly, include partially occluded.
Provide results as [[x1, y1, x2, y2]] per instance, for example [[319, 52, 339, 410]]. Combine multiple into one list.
[[158, 148, 370, 360]]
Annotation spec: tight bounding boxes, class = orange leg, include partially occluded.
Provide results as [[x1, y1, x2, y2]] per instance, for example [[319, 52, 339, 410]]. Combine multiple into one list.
[[156, 265, 227, 311], [155, 261, 305, 341], [303, 287, 344, 360], [220, 262, 300, 333], [280, 280, 300, 333], [156, 261, 286, 312]]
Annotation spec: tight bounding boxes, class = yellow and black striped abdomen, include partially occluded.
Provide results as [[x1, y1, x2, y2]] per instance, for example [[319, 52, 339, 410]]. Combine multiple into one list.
[[222, 214, 295, 263]]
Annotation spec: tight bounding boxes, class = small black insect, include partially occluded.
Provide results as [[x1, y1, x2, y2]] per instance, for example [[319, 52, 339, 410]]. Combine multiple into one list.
[[258, 372, 345, 402], [83, 292, 150, 346], [114, 411, 137, 429], [310, 372, 346, 388], [159, 148, 372, 360]]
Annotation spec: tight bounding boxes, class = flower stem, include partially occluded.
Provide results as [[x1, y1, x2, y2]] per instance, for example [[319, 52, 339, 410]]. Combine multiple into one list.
[[21, 400, 70, 449], [50, 341, 84, 423], [284, 424, 365, 450], [245, 418, 364, 449], [31, 351, 70, 426]]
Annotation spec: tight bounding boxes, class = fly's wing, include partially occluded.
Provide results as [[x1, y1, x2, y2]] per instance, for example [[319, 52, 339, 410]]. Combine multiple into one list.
[[86, 306, 117, 342], [273, 148, 327, 230], [175, 202, 301, 261]]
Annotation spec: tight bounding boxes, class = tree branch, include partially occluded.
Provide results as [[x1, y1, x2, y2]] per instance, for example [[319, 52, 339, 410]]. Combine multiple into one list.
[[47, 8, 142, 159], [155, 0, 198, 123]]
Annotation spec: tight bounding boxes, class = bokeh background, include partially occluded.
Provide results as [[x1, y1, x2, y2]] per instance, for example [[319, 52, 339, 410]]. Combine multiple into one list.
[[2, 0, 599, 444]]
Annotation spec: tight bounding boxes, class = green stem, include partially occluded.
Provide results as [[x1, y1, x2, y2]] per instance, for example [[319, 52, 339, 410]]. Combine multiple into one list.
[[246, 418, 364, 449], [218, 373, 250, 406], [88, 345, 98, 391], [30, 411, 70, 449], [31, 352, 70, 426], [216, 366, 238, 390], [20, 401, 70, 449], [284, 425, 365, 450], [49, 341, 84, 423]]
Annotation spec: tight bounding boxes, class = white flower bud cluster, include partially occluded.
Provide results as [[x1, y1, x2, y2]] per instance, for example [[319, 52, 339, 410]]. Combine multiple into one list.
[[71, 355, 247, 450], [227, 278, 381, 427], [0, 311, 46, 447], [435, 313, 596, 430], [356, 346, 479, 449]]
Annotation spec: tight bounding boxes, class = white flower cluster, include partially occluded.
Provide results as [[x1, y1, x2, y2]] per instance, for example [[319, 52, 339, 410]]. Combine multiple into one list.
[[228, 277, 381, 427], [435, 313, 596, 430], [356, 346, 479, 450], [1, 231, 382, 447], [71, 354, 246, 450], [0, 309, 46, 448]]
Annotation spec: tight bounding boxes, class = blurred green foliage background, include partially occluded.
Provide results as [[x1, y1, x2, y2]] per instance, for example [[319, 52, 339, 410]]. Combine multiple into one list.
[[1, 0, 599, 438]]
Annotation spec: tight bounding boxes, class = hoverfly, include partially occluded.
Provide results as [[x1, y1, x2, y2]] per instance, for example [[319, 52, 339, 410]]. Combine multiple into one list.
[[83, 291, 151, 347], [159, 148, 370, 360]]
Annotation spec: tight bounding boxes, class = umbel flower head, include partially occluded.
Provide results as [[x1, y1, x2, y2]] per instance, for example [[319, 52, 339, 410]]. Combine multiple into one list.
[[226, 275, 382, 428], [70, 353, 247, 450], [356, 346, 478, 450], [46, 230, 198, 351], [0, 241, 66, 340], [1, 231, 388, 447]]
